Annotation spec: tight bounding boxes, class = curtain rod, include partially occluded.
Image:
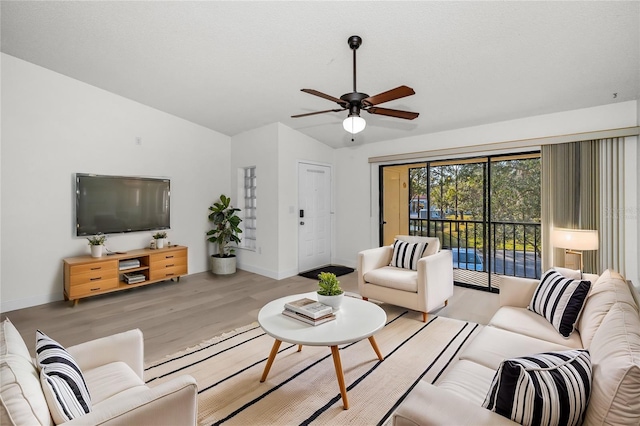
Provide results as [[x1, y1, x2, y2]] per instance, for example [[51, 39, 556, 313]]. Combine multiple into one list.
[[368, 126, 640, 164]]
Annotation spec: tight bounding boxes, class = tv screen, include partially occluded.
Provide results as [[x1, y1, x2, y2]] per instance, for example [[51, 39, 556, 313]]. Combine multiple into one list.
[[75, 174, 170, 236]]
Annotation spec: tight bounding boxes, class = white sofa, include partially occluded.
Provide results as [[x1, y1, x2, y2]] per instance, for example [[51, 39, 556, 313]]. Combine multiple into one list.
[[358, 235, 454, 322], [1, 322, 198, 425], [393, 269, 640, 425]]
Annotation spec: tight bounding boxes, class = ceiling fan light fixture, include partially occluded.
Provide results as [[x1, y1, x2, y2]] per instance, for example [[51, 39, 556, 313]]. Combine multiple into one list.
[[343, 114, 366, 134]]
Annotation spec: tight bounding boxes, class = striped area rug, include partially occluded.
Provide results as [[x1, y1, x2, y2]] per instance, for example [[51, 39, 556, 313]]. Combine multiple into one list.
[[145, 305, 482, 425]]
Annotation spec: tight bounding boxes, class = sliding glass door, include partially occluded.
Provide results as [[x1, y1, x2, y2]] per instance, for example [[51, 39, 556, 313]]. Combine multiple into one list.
[[380, 152, 541, 291]]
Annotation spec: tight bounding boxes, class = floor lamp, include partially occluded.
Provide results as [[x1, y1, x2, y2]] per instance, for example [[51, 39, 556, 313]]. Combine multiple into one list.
[[552, 228, 599, 272]]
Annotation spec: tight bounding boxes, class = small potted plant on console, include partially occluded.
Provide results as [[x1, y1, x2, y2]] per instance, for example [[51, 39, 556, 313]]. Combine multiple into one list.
[[87, 234, 106, 258], [206, 194, 242, 275], [317, 272, 344, 311], [153, 231, 167, 249]]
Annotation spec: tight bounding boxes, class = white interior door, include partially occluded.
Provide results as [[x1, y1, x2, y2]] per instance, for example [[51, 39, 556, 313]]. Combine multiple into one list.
[[298, 163, 331, 272]]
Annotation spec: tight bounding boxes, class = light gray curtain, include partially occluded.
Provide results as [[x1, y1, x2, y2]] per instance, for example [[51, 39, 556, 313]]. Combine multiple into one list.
[[541, 141, 599, 273], [541, 138, 627, 276], [598, 138, 625, 276]]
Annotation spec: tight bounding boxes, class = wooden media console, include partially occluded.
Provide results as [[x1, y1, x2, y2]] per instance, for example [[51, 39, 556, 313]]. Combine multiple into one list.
[[63, 246, 188, 306]]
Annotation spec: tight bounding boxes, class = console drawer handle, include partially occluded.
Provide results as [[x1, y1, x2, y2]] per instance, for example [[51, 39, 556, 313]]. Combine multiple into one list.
[[90, 267, 101, 270], [90, 287, 101, 291], [166, 273, 174, 277], [165, 255, 174, 259], [166, 264, 174, 268], [90, 277, 102, 281]]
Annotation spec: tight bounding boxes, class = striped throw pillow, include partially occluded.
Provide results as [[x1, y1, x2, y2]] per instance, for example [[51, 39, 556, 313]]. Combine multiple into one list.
[[389, 240, 427, 270], [35, 330, 91, 424], [528, 269, 591, 337], [483, 350, 592, 426]]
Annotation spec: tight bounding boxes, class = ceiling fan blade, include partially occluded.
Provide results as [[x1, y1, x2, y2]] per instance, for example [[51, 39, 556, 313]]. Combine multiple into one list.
[[301, 89, 348, 107], [362, 85, 416, 106], [291, 108, 346, 118], [366, 107, 419, 120]]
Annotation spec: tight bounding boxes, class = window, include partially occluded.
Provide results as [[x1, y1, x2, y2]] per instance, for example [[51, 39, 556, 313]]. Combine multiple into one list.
[[240, 167, 257, 250]]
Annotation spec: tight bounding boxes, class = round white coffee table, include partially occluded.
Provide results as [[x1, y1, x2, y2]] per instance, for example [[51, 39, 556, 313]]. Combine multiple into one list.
[[258, 292, 387, 409]]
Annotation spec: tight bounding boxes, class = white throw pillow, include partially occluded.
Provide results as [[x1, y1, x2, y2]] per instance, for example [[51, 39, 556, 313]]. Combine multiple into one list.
[[529, 269, 591, 337], [483, 349, 592, 426], [389, 240, 427, 270], [35, 331, 91, 424]]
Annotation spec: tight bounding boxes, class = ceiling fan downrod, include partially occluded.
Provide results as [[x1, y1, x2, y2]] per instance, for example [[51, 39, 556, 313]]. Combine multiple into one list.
[[348, 35, 362, 93]]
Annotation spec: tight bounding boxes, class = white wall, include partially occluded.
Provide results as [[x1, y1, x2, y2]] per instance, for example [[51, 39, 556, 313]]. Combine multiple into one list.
[[230, 123, 334, 279], [1, 54, 231, 312], [229, 123, 279, 278], [333, 101, 639, 282]]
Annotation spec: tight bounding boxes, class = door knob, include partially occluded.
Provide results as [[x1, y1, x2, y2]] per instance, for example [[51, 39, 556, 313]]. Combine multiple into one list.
[[300, 221, 305, 225]]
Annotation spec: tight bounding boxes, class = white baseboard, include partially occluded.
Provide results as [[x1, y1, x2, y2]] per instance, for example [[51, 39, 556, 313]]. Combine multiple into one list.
[[1, 292, 63, 314], [332, 257, 357, 270], [237, 263, 298, 280]]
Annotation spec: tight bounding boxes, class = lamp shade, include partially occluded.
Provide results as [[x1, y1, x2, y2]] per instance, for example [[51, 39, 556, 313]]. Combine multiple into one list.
[[552, 228, 599, 250], [343, 115, 366, 134]]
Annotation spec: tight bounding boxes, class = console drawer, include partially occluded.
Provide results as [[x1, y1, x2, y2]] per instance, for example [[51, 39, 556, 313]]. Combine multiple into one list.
[[69, 260, 118, 276], [69, 267, 119, 286], [68, 278, 118, 298], [150, 264, 187, 281]]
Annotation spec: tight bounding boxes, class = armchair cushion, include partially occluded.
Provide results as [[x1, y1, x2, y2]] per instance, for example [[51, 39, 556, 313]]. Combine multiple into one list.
[[528, 269, 591, 338], [36, 331, 92, 424], [363, 266, 418, 292], [389, 240, 427, 270], [83, 362, 145, 404]]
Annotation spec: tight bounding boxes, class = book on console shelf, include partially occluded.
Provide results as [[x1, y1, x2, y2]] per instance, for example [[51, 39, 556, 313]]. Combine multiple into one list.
[[122, 272, 145, 284], [119, 259, 141, 270], [284, 298, 333, 319], [282, 308, 336, 326]]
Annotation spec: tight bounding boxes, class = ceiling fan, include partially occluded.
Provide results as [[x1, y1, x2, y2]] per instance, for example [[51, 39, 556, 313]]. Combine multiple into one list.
[[292, 35, 419, 135]]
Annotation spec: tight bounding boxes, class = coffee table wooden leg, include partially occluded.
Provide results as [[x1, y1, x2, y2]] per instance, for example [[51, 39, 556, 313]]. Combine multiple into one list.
[[368, 336, 384, 361], [330, 345, 349, 410], [260, 339, 282, 382], [297, 344, 303, 352]]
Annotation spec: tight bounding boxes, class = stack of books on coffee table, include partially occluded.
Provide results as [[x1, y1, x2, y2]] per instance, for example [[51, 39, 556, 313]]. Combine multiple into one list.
[[282, 298, 336, 325]]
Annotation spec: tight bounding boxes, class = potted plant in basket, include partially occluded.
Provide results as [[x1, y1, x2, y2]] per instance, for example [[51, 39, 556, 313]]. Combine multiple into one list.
[[87, 234, 106, 258], [206, 194, 242, 275], [153, 231, 167, 249], [317, 272, 344, 310]]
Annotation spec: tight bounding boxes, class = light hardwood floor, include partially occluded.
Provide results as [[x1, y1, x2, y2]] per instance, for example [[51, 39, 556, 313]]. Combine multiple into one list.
[[2, 270, 499, 363]]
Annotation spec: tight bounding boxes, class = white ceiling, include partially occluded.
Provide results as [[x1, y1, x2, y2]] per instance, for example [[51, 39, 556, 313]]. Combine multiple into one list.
[[2, 1, 639, 148]]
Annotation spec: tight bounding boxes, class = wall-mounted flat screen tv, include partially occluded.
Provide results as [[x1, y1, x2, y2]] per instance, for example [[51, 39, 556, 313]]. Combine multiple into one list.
[[76, 173, 170, 236]]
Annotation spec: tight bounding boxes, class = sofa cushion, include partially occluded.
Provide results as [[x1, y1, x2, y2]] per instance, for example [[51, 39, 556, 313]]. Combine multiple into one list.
[[489, 307, 583, 349], [529, 269, 591, 337], [584, 302, 640, 425], [578, 269, 639, 349], [460, 325, 575, 371], [36, 330, 92, 424], [390, 240, 427, 270], [436, 359, 496, 406], [483, 349, 591, 426], [83, 361, 146, 404], [0, 318, 31, 361], [363, 266, 417, 292], [1, 355, 54, 426]]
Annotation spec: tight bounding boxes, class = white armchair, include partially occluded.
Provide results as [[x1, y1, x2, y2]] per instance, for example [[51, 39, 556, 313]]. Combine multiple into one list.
[[358, 235, 453, 322], [1, 319, 198, 426]]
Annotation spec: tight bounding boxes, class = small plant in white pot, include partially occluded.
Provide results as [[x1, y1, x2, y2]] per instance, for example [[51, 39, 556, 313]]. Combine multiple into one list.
[[87, 235, 106, 258], [206, 194, 242, 275], [317, 272, 344, 311], [153, 231, 167, 249]]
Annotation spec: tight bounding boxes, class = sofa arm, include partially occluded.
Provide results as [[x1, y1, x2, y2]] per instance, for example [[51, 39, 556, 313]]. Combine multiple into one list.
[[67, 329, 144, 380], [417, 250, 453, 312], [65, 375, 198, 426], [499, 276, 539, 308], [393, 382, 517, 426]]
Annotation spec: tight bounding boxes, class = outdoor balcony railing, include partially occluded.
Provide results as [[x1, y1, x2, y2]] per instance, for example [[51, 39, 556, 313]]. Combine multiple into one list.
[[409, 218, 542, 280]]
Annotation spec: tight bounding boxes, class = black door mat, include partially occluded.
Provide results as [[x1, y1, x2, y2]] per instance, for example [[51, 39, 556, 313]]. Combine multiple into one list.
[[299, 265, 355, 279]]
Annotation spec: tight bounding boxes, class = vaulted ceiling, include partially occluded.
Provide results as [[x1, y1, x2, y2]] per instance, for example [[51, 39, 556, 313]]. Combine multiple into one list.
[[2, 1, 639, 148]]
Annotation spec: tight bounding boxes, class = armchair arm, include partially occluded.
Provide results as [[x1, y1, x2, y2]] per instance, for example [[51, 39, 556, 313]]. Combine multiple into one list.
[[499, 276, 539, 308], [65, 375, 198, 426], [67, 329, 144, 380], [417, 250, 454, 313], [358, 246, 393, 288], [393, 382, 517, 426]]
